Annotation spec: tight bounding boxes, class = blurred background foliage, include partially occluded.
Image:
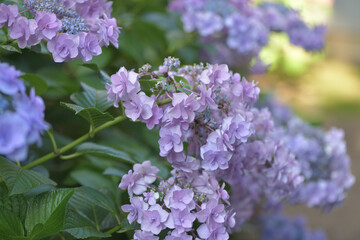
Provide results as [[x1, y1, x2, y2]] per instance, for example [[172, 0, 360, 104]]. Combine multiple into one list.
[[0, 0, 359, 239]]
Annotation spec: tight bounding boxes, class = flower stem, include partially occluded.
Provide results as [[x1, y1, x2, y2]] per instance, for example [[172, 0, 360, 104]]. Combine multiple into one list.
[[23, 115, 127, 170]]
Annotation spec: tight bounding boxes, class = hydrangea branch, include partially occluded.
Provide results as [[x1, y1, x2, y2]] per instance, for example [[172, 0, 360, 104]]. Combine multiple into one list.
[[23, 115, 126, 170]]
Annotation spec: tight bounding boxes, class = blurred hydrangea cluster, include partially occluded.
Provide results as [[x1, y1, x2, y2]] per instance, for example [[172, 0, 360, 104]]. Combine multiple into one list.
[[0, 62, 48, 162], [265, 98, 355, 211], [259, 210, 327, 240], [0, 0, 120, 62], [108, 57, 354, 238], [168, 0, 326, 72]]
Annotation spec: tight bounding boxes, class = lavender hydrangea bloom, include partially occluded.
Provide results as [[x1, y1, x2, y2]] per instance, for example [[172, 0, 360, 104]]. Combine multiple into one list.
[[171, 208, 196, 230], [133, 160, 159, 185], [158, 125, 183, 157], [114, 59, 353, 238], [169, 0, 326, 71], [15, 89, 49, 145], [133, 230, 159, 240], [0, 63, 23, 95], [34, 12, 62, 41], [47, 33, 80, 62], [106, 67, 140, 106], [225, 13, 269, 55], [167, 93, 200, 123], [200, 130, 233, 170], [9, 16, 37, 49], [121, 197, 148, 224], [197, 199, 226, 229], [165, 231, 193, 240], [0, 113, 29, 161], [200, 64, 230, 86], [140, 204, 171, 234], [123, 92, 155, 122], [1, 0, 120, 62], [120, 161, 236, 239], [0, 63, 48, 162], [164, 186, 195, 210], [98, 17, 121, 48], [119, 170, 147, 196], [78, 33, 102, 62], [260, 212, 327, 240], [0, 3, 19, 28]]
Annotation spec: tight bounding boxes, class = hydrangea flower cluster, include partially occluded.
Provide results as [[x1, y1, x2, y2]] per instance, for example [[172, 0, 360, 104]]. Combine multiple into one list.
[[0, 0, 120, 62], [0, 62, 48, 161], [168, 0, 326, 71], [108, 57, 353, 236], [119, 161, 235, 240], [259, 211, 327, 240], [108, 57, 307, 230], [265, 99, 355, 211]]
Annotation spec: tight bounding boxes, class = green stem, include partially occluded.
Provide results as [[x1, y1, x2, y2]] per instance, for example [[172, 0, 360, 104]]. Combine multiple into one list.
[[23, 116, 126, 170], [105, 225, 122, 235], [47, 130, 58, 153], [60, 152, 83, 160], [158, 98, 172, 106]]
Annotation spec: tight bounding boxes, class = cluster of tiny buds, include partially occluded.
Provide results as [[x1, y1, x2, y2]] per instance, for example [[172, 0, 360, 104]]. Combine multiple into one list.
[[163, 56, 181, 69], [139, 63, 152, 73]]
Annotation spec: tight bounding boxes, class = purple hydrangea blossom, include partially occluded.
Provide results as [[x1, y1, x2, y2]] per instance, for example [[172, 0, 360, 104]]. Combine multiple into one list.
[[164, 186, 195, 211], [140, 204, 171, 234], [0, 3, 19, 28], [47, 33, 80, 62], [113, 59, 352, 237], [0, 63, 23, 95], [0, 62, 48, 162], [34, 12, 62, 41], [166, 93, 200, 123], [119, 161, 235, 239], [1, 0, 121, 62], [259, 211, 327, 240], [133, 160, 159, 185], [123, 92, 156, 122], [106, 67, 140, 106], [200, 130, 233, 171], [121, 197, 148, 224], [9, 16, 37, 49], [119, 169, 147, 196], [169, 0, 327, 71], [133, 230, 159, 240]]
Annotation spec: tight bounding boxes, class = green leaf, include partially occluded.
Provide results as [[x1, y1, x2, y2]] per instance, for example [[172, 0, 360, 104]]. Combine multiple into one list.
[[67, 188, 117, 232], [103, 168, 126, 177], [21, 73, 48, 95], [0, 184, 28, 222], [61, 102, 114, 127], [70, 169, 114, 190], [0, 207, 26, 240], [76, 142, 135, 164], [81, 63, 100, 72], [80, 64, 111, 84], [71, 83, 112, 111], [0, 157, 56, 196], [61, 83, 114, 127], [0, 45, 21, 54], [25, 189, 75, 240], [64, 210, 110, 239], [75, 187, 117, 214]]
